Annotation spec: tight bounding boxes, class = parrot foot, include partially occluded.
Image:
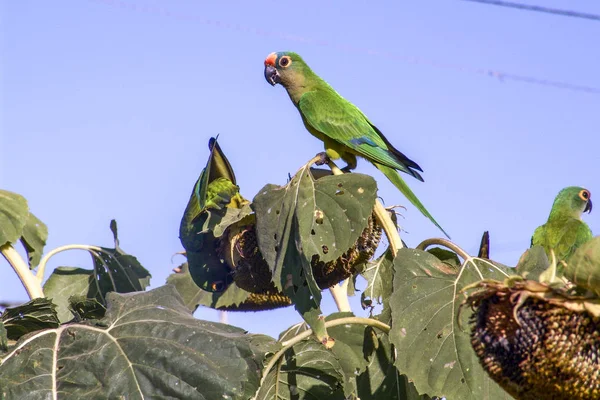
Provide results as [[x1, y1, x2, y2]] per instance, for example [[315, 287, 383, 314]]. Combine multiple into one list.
[[314, 152, 330, 166], [340, 166, 354, 173]]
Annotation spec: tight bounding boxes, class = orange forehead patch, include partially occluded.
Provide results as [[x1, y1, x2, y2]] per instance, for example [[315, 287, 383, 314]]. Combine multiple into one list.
[[264, 52, 277, 66]]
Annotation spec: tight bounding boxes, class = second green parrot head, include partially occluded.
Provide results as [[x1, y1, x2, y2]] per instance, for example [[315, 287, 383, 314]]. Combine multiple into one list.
[[264, 51, 309, 87], [550, 186, 593, 218]]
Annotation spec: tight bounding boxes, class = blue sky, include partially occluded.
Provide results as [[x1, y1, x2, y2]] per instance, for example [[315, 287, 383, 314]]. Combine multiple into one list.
[[1, 0, 599, 338]]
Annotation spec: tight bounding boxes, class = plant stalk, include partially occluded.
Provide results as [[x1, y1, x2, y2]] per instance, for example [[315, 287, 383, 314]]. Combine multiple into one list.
[[260, 316, 390, 386], [1, 244, 44, 299], [36, 244, 103, 282]]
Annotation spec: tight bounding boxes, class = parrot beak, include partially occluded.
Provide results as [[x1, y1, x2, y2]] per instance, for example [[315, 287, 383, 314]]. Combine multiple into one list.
[[264, 65, 280, 86], [585, 199, 593, 214]]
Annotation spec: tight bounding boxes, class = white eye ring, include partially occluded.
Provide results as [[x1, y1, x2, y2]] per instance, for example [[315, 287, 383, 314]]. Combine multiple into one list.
[[279, 56, 291, 68], [579, 190, 590, 201]]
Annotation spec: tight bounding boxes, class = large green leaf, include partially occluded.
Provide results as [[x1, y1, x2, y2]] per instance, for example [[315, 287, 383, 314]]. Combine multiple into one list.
[[516, 245, 549, 281], [91, 246, 151, 294], [256, 339, 346, 400], [203, 203, 253, 238], [43, 267, 96, 322], [564, 235, 600, 295], [43, 222, 151, 322], [0, 286, 277, 399], [253, 166, 376, 338], [19, 212, 48, 269], [254, 167, 377, 294], [360, 249, 394, 322], [167, 262, 250, 311], [67, 296, 106, 322], [186, 214, 234, 293], [0, 298, 59, 343], [356, 334, 429, 400], [0, 190, 29, 247], [389, 248, 513, 399], [324, 312, 372, 396]]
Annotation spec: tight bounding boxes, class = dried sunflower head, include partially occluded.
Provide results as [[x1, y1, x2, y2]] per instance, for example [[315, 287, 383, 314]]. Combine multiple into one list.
[[466, 279, 600, 400]]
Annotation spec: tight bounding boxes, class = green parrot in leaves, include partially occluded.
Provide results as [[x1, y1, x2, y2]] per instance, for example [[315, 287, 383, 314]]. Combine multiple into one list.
[[263, 51, 449, 238], [531, 186, 593, 265], [179, 136, 248, 251], [179, 137, 249, 291]]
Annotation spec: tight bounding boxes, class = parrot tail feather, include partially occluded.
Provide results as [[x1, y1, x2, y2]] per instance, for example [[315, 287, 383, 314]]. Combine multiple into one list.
[[374, 163, 450, 239], [369, 123, 424, 180]]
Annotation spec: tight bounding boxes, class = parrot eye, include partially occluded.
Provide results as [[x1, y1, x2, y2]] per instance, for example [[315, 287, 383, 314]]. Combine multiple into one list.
[[279, 56, 291, 68], [579, 189, 591, 201]]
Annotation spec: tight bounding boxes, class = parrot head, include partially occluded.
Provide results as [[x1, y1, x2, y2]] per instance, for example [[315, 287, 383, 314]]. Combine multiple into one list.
[[552, 186, 593, 218], [264, 51, 308, 87]]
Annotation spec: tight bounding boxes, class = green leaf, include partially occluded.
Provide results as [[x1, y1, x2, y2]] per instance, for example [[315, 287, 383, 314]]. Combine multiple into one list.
[[92, 246, 151, 295], [43, 267, 95, 322], [0, 190, 29, 247], [0, 286, 277, 399], [564, 236, 600, 295], [19, 212, 48, 268], [426, 247, 461, 271], [254, 166, 377, 335], [0, 298, 59, 341], [325, 312, 370, 396], [0, 323, 6, 352], [167, 262, 251, 311], [516, 245, 549, 281], [256, 339, 346, 400], [186, 218, 234, 292], [68, 296, 106, 321], [356, 334, 430, 400], [204, 202, 253, 238], [43, 227, 151, 323], [389, 248, 513, 399], [254, 167, 377, 291], [360, 249, 394, 320]]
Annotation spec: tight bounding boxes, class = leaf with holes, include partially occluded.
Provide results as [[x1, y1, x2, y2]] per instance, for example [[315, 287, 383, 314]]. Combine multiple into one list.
[[253, 164, 376, 330], [360, 249, 394, 320], [389, 248, 514, 399], [0, 286, 277, 399], [0, 190, 29, 247]]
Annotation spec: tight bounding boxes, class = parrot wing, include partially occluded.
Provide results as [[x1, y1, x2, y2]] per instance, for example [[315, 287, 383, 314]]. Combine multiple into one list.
[[195, 137, 238, 211], [298, 90, 423, 181]]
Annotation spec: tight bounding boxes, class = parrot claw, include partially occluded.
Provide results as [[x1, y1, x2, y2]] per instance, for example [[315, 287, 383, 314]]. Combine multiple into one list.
[[314, 152, 330, 166]]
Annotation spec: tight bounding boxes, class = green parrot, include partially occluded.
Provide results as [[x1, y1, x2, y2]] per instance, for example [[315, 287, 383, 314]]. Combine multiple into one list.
[[179, 137, 249, 291], [263, 51, 449, 238], [531, 186, 593, 265], [179, 136, 248, 251]]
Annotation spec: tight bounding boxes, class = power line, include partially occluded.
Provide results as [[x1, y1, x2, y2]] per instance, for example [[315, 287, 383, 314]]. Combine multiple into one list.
[[88, 0, 600, 95], [461, 0, 600, 21]]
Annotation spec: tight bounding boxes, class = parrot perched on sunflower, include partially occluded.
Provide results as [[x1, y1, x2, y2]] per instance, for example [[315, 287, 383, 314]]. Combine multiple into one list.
[[179, 137, 249, 291], [179, 136, 248, 252], [531, 186, 593, 267], [263, 51, 449, 238]]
